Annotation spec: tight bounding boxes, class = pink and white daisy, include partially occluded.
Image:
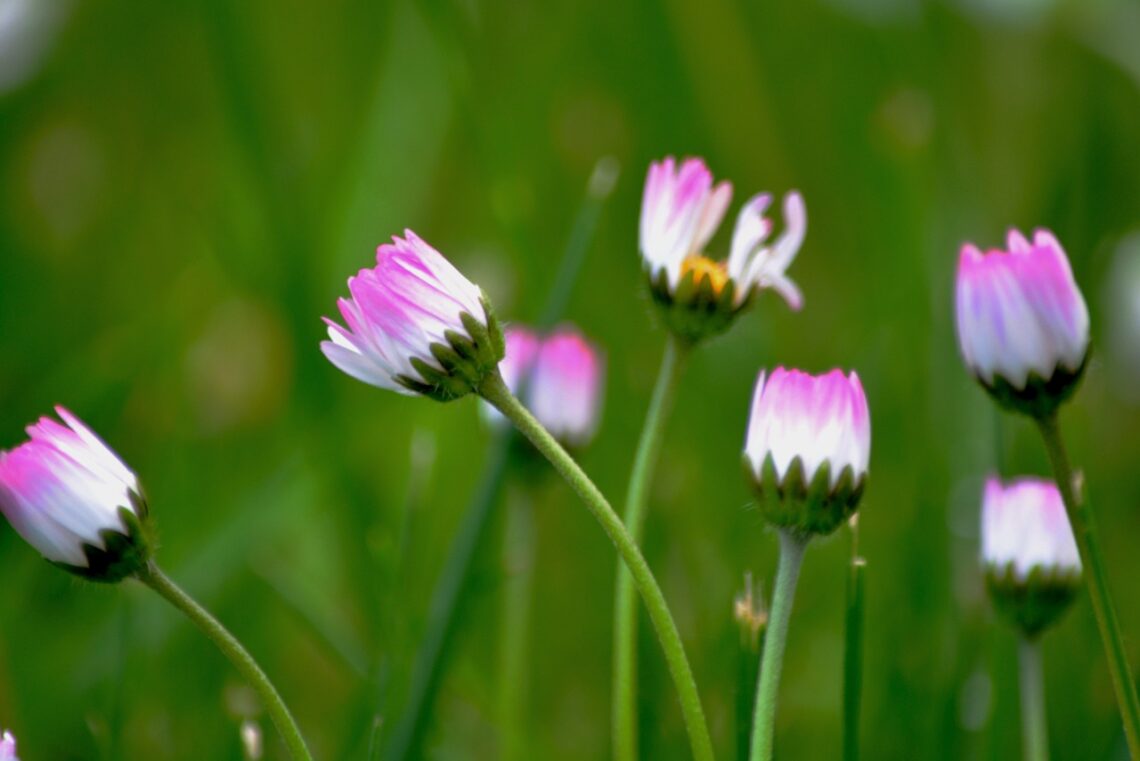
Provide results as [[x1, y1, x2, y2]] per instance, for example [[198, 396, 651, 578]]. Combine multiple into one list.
[[639, 156, 805, 309], [744, 368, 871, 492], [322, 230, 502, 400], [0, 407, 148, 580], [955, 229, 1090, 397]]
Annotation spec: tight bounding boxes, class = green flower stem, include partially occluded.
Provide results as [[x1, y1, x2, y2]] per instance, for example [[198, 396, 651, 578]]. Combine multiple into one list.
[[137, 562, 313, 761], [480, 371, 715, 761], [1036, 414, 1140, 756], [749, 530, 808, 761], [843, 552, 866, 761], [498, 488, 537, 761], [612, 336, 688, 761], [1018, 636, 1049, 761]]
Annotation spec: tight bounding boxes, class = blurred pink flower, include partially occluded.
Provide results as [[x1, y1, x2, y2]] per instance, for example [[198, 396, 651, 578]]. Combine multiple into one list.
[[639, 156, 805, 308], [482, 324, 604, 447], [529, 328, 605, 447], [982, 477, 1080, 581], [955, 228, 1089, 391]]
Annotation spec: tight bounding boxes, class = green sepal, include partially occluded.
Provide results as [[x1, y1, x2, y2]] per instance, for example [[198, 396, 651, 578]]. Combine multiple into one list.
[[979, 352, 1089, 420], [646, 266, 751, 346], [398, 298, 506, 403], [746, 453, 865, 538], [51, 502, 153, 583], [430, 343, 481, 386], [985, 564, 1081, 638]]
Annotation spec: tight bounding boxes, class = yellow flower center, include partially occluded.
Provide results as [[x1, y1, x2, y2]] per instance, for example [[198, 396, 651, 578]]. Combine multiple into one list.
[[681, 255, 729, 296]]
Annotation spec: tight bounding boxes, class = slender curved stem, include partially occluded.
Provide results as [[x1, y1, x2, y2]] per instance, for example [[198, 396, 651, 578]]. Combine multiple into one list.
[[480, 372, 715, 761], [1036, 414, 1140, 757], [1018, 637, 1049, 761], [749, 530, 807, 761], [137, 563, 313, 761], [613, 336, 687, 761]]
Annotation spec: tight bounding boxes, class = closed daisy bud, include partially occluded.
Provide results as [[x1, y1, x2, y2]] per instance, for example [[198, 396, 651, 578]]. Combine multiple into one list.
[[480, 325, 604, 449], [0, 731, 17, 761], [743, 368, 870, 537], [982, 477, 1081, 637], [0, 408, 151, 583], [640, 156, 805, 344], [955, 229, 1090, 418], [322, 230, 505, 401]]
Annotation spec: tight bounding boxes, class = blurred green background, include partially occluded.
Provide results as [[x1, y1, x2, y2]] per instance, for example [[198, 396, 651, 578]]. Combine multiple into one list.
[[3, 0, 1140, 759]]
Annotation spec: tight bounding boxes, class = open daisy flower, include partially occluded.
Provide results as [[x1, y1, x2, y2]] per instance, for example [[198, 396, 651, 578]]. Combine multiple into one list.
[[640, 156, 806, 344]]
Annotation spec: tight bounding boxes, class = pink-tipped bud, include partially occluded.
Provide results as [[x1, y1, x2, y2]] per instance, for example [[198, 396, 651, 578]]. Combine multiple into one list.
[[639, 156, 805, 344], [955, 228, 1090, 417], [0, 408, 150, 582], [981, 477, 1081, 636], [743, 368, 871, 537], [322, 230, 504, 401]]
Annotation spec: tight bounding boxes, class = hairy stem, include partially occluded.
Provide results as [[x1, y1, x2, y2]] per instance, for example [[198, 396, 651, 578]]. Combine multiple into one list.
[[749, 530, 807, 761]]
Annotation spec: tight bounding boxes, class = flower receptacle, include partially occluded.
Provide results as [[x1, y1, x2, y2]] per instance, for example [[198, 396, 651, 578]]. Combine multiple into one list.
[[746, 453, 866, 539], [986, 564, 1080, 638], [648, 266, 749, 346]]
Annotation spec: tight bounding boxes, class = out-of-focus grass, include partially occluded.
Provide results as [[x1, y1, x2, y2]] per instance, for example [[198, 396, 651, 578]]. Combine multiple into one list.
[[3, 1, 1140, 759]]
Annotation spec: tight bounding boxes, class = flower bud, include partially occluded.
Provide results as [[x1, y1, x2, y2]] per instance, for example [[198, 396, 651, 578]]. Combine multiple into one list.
[[640, 156, 805, 344], [480, 324, 604, 448], [955, 229, 1090, 418], [0, 731, 17, 761], [981, 477, 1081, 637], [0, 408, 151, 583], [322, 230, 505, 401], [743, 368, 870, 537]]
